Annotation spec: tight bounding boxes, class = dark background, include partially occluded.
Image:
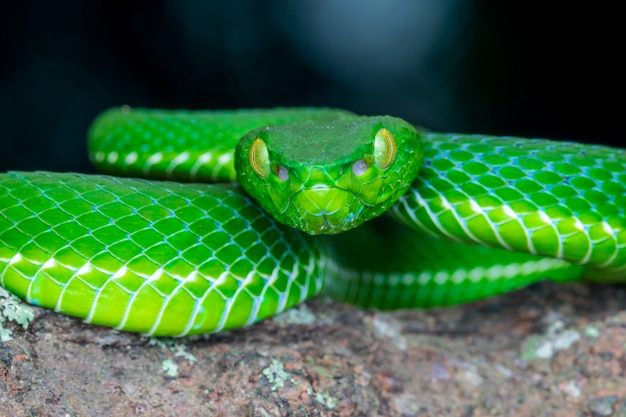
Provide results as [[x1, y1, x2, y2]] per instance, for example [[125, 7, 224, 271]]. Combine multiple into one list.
[[0, 1, 622, 173]]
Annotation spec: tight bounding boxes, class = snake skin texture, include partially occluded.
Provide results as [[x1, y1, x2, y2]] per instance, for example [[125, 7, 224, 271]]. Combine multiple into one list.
[[0, 108, 624, 335], [393, 133, 626, 279], [0, 172, 324, 336]]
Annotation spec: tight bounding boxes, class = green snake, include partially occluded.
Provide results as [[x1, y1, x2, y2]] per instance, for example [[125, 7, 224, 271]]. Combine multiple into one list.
[[0, 107, 624, 336]]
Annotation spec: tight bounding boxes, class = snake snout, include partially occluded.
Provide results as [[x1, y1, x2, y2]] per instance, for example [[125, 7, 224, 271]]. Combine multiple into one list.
[[290, 186, 364, 235]]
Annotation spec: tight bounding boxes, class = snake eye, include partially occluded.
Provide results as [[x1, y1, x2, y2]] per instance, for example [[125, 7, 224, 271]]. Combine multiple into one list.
[[275, 165, 289, 181], [352, 159, 368, 176], [249, 138, 270, 178], [374, 128, 397, 170]]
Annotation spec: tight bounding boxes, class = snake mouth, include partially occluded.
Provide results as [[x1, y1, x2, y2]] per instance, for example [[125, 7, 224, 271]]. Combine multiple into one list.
[[284, 186, 368, 234]]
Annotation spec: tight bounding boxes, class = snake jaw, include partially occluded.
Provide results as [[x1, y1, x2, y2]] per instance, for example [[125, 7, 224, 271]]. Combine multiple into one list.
[[287, 186, 366, 235]]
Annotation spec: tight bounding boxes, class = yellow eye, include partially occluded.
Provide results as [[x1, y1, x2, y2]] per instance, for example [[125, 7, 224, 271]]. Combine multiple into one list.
[[374, 128, 397, 169], [249, 138, 270, 178]]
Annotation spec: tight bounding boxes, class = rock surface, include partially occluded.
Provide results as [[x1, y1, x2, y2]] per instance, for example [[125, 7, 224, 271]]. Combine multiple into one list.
[[1, 281, 626, 417]]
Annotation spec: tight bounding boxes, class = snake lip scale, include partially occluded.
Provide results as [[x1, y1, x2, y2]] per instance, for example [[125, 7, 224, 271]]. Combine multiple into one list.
[[0, 106, 624, 336]]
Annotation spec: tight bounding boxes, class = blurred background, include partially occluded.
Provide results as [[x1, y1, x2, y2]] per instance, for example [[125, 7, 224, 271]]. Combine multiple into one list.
[[0, 1, 622, 173]]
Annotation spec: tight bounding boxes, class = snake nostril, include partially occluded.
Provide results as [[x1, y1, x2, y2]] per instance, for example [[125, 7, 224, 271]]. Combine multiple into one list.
[[352, 159, 368, 176], [275, 165, 289, 181]]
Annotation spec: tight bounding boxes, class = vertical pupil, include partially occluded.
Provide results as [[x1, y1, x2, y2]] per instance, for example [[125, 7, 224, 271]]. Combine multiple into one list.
[[249, 138, 270, 178], [374, 128, 397, 169]]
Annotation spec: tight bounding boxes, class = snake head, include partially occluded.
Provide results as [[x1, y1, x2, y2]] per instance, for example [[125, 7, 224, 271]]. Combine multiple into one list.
[[235, 115, 423, 235]]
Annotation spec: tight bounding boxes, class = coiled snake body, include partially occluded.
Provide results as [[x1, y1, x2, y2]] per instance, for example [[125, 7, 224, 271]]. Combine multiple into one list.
[[1, 107, 624, 336]]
